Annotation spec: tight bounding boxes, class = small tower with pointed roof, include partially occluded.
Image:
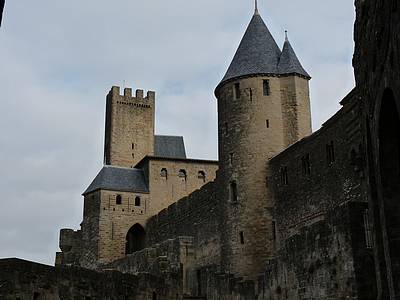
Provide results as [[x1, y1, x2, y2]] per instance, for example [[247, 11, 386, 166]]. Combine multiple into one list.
[[215, 4, 311, 278]]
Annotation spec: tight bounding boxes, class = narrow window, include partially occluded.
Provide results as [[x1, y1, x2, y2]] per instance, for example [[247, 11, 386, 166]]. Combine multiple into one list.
[[224, 122, 229, 135], [263, 79, 270, 96], [116, 194, 122, 205], [230, 181, 238, 202], [272, 221, 277, 241], [301, 154, 311, 175], [131, 143, 135, 150], [326, 141, 335, 165], [230, 153, 234, 165], [280, 166, 289, 185], [198, 171, 206, 183], [266, 119, 270, 128], [160, 168, 168, 179], [239, 231, 245, 244], [135, 196, 141, 207], [178, 169, 187, 181], [364, 209, 373, 249], [249, 88, 253, 101], [234, 83, 241, 99], [132, 153, 135, 159], [152, 292, 157, 300]]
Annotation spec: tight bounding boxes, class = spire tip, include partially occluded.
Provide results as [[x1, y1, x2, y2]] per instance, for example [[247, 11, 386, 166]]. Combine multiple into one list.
[[285, 30, 288, 41], [254, 0, 259, 15]]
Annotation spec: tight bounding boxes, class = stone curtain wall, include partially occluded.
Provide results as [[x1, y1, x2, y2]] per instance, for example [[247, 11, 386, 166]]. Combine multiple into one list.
[[266, 91, 377, 299], [145, 181, 222, 269], [270, 90, 365, 238], [261, 202, 375, 300], [0, 258, 179, 300]]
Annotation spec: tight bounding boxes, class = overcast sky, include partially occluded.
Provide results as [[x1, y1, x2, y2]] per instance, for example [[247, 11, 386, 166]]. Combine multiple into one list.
[[0, 1, 355, 265]]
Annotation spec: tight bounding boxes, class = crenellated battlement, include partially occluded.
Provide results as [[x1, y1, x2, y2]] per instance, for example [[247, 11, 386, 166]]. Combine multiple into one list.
[[108, 86, 155, 105]]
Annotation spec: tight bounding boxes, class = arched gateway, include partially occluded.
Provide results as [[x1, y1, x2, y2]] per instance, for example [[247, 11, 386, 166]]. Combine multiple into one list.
[[125, 224, 146, 255]]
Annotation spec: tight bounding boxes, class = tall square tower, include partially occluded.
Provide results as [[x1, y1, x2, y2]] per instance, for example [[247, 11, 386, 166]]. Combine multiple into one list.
[[104, 86, 155, 168]]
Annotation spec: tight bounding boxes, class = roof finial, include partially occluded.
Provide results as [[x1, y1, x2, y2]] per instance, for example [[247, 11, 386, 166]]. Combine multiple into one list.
[[285, 30, 288, 42], [254, 0, 259, 15]]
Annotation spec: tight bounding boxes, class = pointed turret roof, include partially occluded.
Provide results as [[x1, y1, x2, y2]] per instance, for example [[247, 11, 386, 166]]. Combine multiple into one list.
[[219, 12, 282, 85], [278, 36, 310, 78]]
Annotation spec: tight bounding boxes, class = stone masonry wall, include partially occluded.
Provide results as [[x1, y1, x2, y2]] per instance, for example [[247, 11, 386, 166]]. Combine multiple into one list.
[[353, 1, 400, 298], [215, 74, 311, 279], [280, 75, 312, 147], [146, 181, 222, 270], [0, 258, 180, 300], [267, 90, 377, 299], [145, 158, 218, 217], [98, 190, 150, 265], [270, 90, 365, 238], [104, 86, 155, 168], [105, 237, 194, 295]]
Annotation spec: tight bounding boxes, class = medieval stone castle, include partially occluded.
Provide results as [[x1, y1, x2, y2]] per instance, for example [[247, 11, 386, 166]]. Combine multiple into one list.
[[1, 1, 399, 299]]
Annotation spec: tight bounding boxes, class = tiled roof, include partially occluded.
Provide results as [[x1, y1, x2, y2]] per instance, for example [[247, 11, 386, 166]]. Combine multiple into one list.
[[278, 38, 310, 78], [218, 12, 310, 88], [154, 135, 186, 159], [220, 13, 281, 85], [83, 166, 148, 195]]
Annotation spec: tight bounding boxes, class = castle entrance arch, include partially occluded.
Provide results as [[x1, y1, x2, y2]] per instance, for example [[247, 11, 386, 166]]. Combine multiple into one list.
[[125, 223, 146, 255], [378, 88, 400, 295]]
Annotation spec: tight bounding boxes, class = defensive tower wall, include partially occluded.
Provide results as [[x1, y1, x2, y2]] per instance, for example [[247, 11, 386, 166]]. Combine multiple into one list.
[[104, 86, 155, 168], [215, 73, 311, 278]]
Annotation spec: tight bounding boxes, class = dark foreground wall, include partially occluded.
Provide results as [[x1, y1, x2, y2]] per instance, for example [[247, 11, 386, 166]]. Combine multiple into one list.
[[0, 258, 179, 300], [266, 89, 377, 299], [353, 0, 400, 298]]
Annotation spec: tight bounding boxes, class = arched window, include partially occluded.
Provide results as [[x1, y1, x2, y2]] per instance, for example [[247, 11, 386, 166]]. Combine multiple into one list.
[[125, 223, 146, 254], [135, 196, 141, 207], [178, 169, 187, 180], [160, 168, 168, 179], [116, 194, 122, 205], [198, 171, 206, 182]]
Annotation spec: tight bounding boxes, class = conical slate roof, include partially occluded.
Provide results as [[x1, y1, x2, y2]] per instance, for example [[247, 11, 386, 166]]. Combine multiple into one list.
[[278, 38, 310, 78], [220, 13, 282, 85], [217, 12, 311, 90]]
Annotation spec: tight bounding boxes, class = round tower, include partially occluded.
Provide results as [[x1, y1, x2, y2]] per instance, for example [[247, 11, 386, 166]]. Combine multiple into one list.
[[215, 6, 311, 278]]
